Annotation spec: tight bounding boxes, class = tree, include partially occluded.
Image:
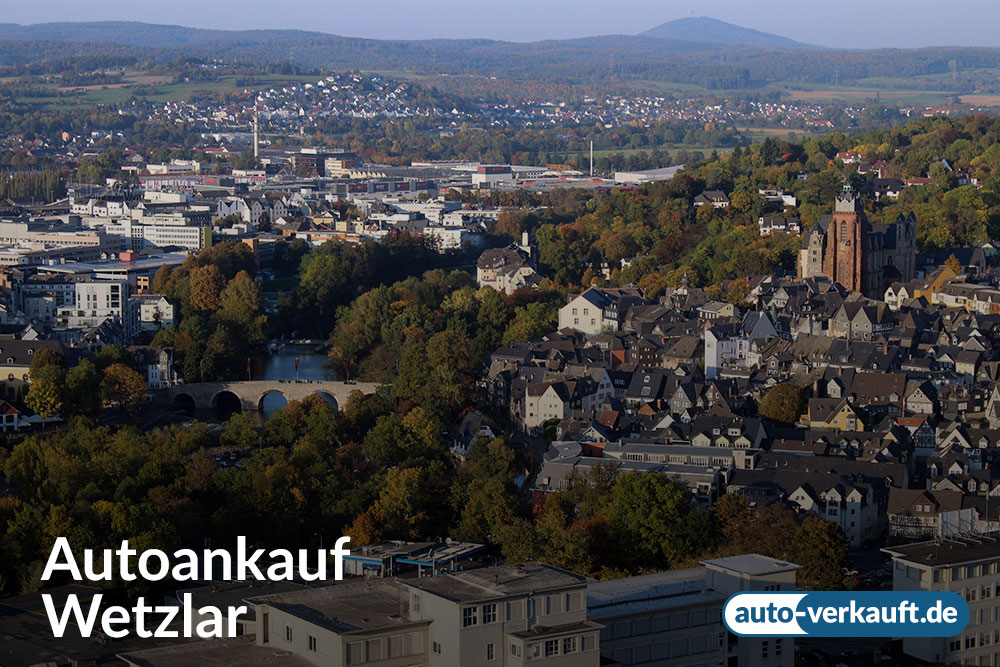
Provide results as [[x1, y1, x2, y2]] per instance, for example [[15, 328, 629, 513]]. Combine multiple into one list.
[[96, 344, 130, 371], [101, 364, 147, 411], [501, 301, 558, 344], [602, 473, 693, 568], [790, 517, 853, 590], [758, 383, 805, 425], [64, 360, 101, 417], [29, 347, 65, 375], [151, 265, 173, 294], [218, 270, 267, 340], [189, 264, 226, 312], [945, 253, 962, 274], [25, 378, 62, 419]]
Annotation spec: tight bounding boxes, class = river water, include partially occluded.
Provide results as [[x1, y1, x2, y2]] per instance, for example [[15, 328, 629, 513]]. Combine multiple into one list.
[[252, 343, 337, 416]]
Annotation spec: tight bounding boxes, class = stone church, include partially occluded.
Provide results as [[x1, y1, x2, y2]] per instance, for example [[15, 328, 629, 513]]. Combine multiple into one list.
[[798, 185, 916, 298]]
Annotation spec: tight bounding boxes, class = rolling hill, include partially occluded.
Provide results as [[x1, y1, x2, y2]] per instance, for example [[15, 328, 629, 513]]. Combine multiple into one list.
[[641, 17, 820, 50], [0, 20, 997, 93]]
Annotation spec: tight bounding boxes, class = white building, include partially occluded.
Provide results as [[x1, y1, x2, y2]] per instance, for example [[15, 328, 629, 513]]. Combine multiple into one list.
[[56, 281, 140, 341], [704, 312, 777, 379], [103, 219, 212, 252], [558, 287, 648, 335], [138, 295, 176, 331], [589, 554, 799, 667], [406, 562, 601, 667], [883, 535, 1000, 666], [423, 225, 486, 251]]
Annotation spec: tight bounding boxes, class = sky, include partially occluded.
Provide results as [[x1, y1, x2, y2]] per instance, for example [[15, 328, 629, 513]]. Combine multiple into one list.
[[6, 0, 1000, 49]]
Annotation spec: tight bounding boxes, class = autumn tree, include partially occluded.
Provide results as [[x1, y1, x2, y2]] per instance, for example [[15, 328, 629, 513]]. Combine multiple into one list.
[[189, 264, 226, 312], [25, 378, 62, 419], [790, 517, 853, 590], [758, 382, 805, 425], [100, 363, 147, 411]]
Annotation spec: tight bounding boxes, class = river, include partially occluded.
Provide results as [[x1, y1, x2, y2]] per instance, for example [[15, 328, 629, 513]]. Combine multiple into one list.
[[252, 343, 338, 416]]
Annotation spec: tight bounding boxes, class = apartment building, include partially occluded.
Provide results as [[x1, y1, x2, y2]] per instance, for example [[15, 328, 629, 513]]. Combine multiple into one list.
[[245, 562, 599, 667], [251, 579, 431, 667], [588, 554, 799, 667], [883, 534, 1000, 666], [56, 281, 140, 341], [103, 219, 212, 252], [404, 562, 601, 667]]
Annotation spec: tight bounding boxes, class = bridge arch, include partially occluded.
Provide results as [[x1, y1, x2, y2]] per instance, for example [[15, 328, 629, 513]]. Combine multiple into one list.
[[212, 390, 243, 415], [172, 392, 196, 415], [259, 390, 288, 416], [313, 391, 339, 411]]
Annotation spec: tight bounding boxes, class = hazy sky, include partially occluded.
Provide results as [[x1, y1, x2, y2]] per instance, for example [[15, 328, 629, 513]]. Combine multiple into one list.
[[6, 1, 999, 48]]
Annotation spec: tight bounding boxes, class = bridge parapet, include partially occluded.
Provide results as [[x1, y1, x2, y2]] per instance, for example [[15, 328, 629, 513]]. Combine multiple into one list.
[[163, 380, 381, 411]]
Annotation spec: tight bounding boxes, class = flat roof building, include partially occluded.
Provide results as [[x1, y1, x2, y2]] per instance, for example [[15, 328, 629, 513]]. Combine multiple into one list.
[[883, 534, 1000, 666]]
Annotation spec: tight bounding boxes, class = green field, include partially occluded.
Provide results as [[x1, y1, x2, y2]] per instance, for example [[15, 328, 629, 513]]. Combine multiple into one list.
[[9, 71, 321, 109], [557, 145, 732, 161]]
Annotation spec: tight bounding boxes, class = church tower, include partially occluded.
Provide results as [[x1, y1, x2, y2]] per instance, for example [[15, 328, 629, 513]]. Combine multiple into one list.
[[823, 185, 866, 293]]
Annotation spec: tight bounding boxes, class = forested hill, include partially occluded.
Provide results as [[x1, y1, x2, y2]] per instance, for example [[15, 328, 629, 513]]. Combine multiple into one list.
[[641, 17, 819, 50], [2, 21, 1000, 90]]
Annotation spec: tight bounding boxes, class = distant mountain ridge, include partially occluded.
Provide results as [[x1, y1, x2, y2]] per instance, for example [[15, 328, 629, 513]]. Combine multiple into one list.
[[0, 20, 998, 92], [641, 17, 820, 50]]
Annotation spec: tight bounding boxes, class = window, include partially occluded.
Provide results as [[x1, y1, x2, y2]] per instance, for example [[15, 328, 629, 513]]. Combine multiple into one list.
[[347, 641, 363, 664], [762, 640, 769, 659], [463, 607, 479, 627], [308, 635, 317, 652], [776, 639, 782, 656], [563, 637, 577, 654], [433, 641, 442, 654], [413, 594, 421, 613], [285, 626, 292, 642], [487, 643, 495, 661], [483, 603, 497, 624], [545, 639, 559, 657], [510, 644, 521, 657]]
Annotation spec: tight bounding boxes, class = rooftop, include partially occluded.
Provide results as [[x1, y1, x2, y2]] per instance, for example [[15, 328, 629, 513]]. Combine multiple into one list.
[[701, 554, 800, 576], [404, 562, 587, 603], [249, 579, 424, 634], [118, 636, 310, 667], [883, 534, 1000, 567]]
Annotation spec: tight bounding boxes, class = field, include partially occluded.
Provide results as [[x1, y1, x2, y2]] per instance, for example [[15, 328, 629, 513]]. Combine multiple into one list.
[[737, 127, 826, 142], [558, 145, 731, 161], [10, 71, 321, 109]]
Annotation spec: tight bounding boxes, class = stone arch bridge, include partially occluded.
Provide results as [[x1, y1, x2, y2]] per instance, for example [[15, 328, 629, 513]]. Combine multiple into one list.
[[163, 381, 381, 412]]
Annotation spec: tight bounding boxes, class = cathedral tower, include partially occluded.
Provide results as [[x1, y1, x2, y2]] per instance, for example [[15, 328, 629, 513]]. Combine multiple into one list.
[[823, 185, 866, 293]]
